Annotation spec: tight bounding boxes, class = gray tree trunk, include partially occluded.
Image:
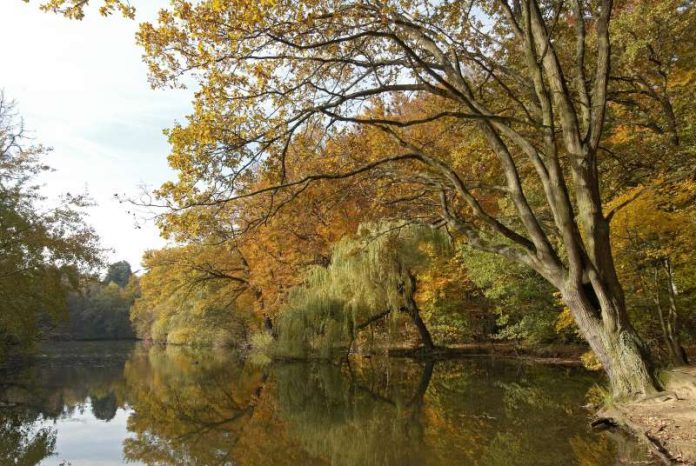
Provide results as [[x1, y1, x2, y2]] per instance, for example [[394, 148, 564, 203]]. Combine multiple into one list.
[[562, 286, 662, 398], [662, 260, 689, 366]]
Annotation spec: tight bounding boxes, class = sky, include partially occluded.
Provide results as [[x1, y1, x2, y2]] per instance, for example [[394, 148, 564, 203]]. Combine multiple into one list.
[[0, 1, 192, 271]]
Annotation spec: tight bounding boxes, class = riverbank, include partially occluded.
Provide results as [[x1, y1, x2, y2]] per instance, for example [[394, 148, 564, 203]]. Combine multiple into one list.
[[385, 342, 587, 365], [265, 342, 589, 365], [598, 366, 696, 464]]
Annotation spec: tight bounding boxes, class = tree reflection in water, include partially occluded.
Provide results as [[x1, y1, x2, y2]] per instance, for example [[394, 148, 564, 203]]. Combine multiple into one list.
[[0, 343, 656, 465], [0, 407, 56, 466], [122, 350, 652, 466], [122, 345, 274, 466], [0, 341, 134, 464]]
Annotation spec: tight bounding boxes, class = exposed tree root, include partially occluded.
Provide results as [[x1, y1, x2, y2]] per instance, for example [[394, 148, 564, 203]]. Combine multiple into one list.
[[597, 367, 696, 465]]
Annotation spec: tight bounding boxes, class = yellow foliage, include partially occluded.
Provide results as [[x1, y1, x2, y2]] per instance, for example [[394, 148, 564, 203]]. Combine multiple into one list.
[[554, 308, 576, 334], [30, 0, 135, 19], [580, 351, 603, 372]]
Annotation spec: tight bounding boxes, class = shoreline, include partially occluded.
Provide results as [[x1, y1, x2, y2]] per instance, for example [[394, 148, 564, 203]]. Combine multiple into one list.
[[266, 342, 589, 365], [596, 366, 696, 465], [384, 342, 587, 365]]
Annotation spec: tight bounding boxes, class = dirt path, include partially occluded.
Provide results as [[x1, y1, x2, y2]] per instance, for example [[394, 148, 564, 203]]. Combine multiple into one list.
[[601, 367, 696, 464]]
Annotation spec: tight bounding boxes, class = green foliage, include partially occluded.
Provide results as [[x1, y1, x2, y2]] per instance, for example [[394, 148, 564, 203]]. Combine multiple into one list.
[[273, 222, 449, 357], [65, 267, 139, 340], [416, 252, 494, 344], [0, 93, 102, 361], [104, 260, 132, 288], [459, 246, 566, 345]]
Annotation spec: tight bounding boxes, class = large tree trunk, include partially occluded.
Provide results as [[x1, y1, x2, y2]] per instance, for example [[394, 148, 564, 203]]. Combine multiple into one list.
[[563, 286, 662, 398]]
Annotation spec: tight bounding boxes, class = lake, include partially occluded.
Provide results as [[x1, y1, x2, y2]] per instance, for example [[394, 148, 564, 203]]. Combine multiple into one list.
[[0, 341, 657, 465]]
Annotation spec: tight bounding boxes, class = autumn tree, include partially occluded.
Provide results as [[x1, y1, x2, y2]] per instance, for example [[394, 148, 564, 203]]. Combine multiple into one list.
[[602, 0, 695, 194], [131, 243, 255, 346], [610, 0, 695, 149], [414, 241, 493, 344], [150, 123, 381, 318], [25, 0, 134, 19], [610, 180, 696, 366]]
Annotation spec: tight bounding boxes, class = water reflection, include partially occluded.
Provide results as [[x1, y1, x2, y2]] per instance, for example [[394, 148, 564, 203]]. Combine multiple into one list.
[[122, 346, 270, 466], [0, 408, 55, 466], [0, 342, 656, 465], [0, 342, 135, 465]]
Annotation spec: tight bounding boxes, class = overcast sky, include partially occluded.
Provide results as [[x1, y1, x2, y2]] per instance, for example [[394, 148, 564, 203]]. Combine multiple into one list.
[[0, 1, 191, 271]]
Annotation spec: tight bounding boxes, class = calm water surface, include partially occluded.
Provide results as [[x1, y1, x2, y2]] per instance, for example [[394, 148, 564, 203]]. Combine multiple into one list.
[[0, 341, 656, 465]]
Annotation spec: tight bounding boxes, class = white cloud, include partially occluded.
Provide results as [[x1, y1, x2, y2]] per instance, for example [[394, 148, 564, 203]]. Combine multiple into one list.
[[0, 1, 192, 269]]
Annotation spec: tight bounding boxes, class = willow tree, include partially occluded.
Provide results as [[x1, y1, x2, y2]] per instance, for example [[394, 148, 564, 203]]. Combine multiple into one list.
[[39, 0, 683, 397], [275, 223, 444, 357]]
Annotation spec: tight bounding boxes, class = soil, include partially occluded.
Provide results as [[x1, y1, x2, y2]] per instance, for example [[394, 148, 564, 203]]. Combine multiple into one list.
[[599, 366, 696, 464]]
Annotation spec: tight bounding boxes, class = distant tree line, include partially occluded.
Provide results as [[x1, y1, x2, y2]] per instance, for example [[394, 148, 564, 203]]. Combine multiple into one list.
[[54, 261, 139, 341]]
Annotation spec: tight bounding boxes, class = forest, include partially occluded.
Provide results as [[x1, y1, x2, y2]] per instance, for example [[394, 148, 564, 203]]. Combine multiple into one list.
[[1, 0, 696, 461]]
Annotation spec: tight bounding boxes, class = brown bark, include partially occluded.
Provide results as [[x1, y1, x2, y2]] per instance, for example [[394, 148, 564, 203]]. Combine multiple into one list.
[[401, 271, 435, 350], [403, 301, 435, 350]]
